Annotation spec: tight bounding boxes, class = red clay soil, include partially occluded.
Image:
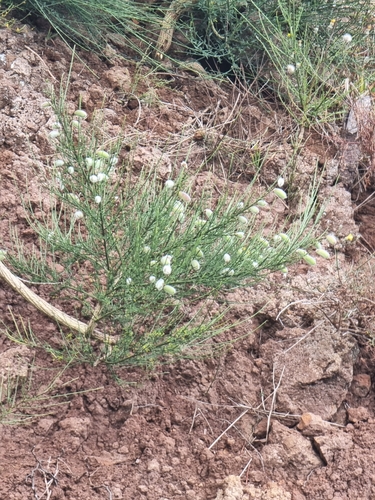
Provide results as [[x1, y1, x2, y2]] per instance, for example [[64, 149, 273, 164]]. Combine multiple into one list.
[[0, 23, 375, 500]]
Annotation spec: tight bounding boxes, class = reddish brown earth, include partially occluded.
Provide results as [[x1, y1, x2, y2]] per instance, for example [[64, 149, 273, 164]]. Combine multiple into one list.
[[1, 22, 375, 500]]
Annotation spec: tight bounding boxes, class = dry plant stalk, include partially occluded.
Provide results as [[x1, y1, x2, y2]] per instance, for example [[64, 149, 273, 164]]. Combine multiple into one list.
[[0, 261, 118, 344]]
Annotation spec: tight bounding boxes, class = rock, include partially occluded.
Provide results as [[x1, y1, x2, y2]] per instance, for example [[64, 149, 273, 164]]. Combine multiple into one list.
[[0, 345, 32, 402], [297, 413, 333, 437], [260, 325, 357, 419], [130, 146, 172, 178], [314, 432, 353, 464], [59, 417, 91, 439], [215, 476, 244, 500], [104, 67, 132, 92], [254, 418, 269, 439], [347, 406, 370, 423], [346, 94, 373, 134], [147, 458, 161, 473], [350, 374, 371, 397], [262, 421, 322, 474]]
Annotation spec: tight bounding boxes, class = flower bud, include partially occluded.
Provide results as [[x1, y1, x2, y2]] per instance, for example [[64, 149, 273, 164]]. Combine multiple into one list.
[[191, 259, 200, 271], [205, 209, 213, 219], [172, 200, 185, 214], [179, 191, 191, 203], [316, 248, 330, 259], [235, 232, 245, 239], [279, 233, 290, 242], [303, 254, 316, 265], [54, 159, 64, 167], [326, 233, 338, 246], [164, 285, 177, 295], [228, 269, 234, 276], [85, 157, 94, 167], [238, 215, 248, 225], [257, 199, 268, 207], [149, 276, 156, 283], [49, 130, 60, 139], [126, 277, 132, 285], [249, 206, 260, 215], [67, 166, 75, 174], [74, 109, 87, 119], [196, 247, 204, 258], [96, 150, 110, 159], [296, 248, 307, 256], [143, 246, 151, 253], [273, 188, 287, 200]]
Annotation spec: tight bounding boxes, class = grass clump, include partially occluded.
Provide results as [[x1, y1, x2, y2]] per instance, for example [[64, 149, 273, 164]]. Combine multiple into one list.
[[3, 83, 327, 367]]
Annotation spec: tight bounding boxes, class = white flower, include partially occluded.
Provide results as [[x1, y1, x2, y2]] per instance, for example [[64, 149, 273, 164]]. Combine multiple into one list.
[[155, 278, 165, 291], [342, 33, 352, 43], [249, 206, 260, 215], [90, 175, 98, 183], [126, 277, 132, 285], [223, 253, 231, 263], [165, 179, 175, 189], [286, 64, 296, 75], [181, 161, 188, 168], [97, 173, 108, 182], [179, 191, 191, 203], [149, 276, 156, 283], [228, 269, 235, 276], [277, 177, 285, 187], [164, 285, 177, 295], [235, 232, 245, 239], [85, 157, 94, 167], [74, 109, 87, 119], [143, 246, 151, 253], [237, 201, 244, 209], [221, 268, 230, 274], [205, 209, 213, 219], [273, 188, 287, 200], [161, 255, 172, 265], [67, 166, 75, 174], [238, 215, 248, 225], [74, 210, 84, 220], [95, 196, 102, 204], [54, 159, 64, 167], [163, 264, 172, 275], [49, 130, 60, 139], [252, 261, 258, 268], [150, 260, 157, 266], [96, 150, 110, 159], [191, 259, 200, 271], [273, 234, 282, 243]]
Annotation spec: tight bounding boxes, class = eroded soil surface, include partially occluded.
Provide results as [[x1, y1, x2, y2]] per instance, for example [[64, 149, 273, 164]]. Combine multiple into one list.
[[1, 24, 375, 500]]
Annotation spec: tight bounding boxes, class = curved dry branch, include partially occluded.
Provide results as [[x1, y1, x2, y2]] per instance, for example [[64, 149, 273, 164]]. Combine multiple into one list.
[[0, 261, 118, 345], [154, 0, 198, 59]]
